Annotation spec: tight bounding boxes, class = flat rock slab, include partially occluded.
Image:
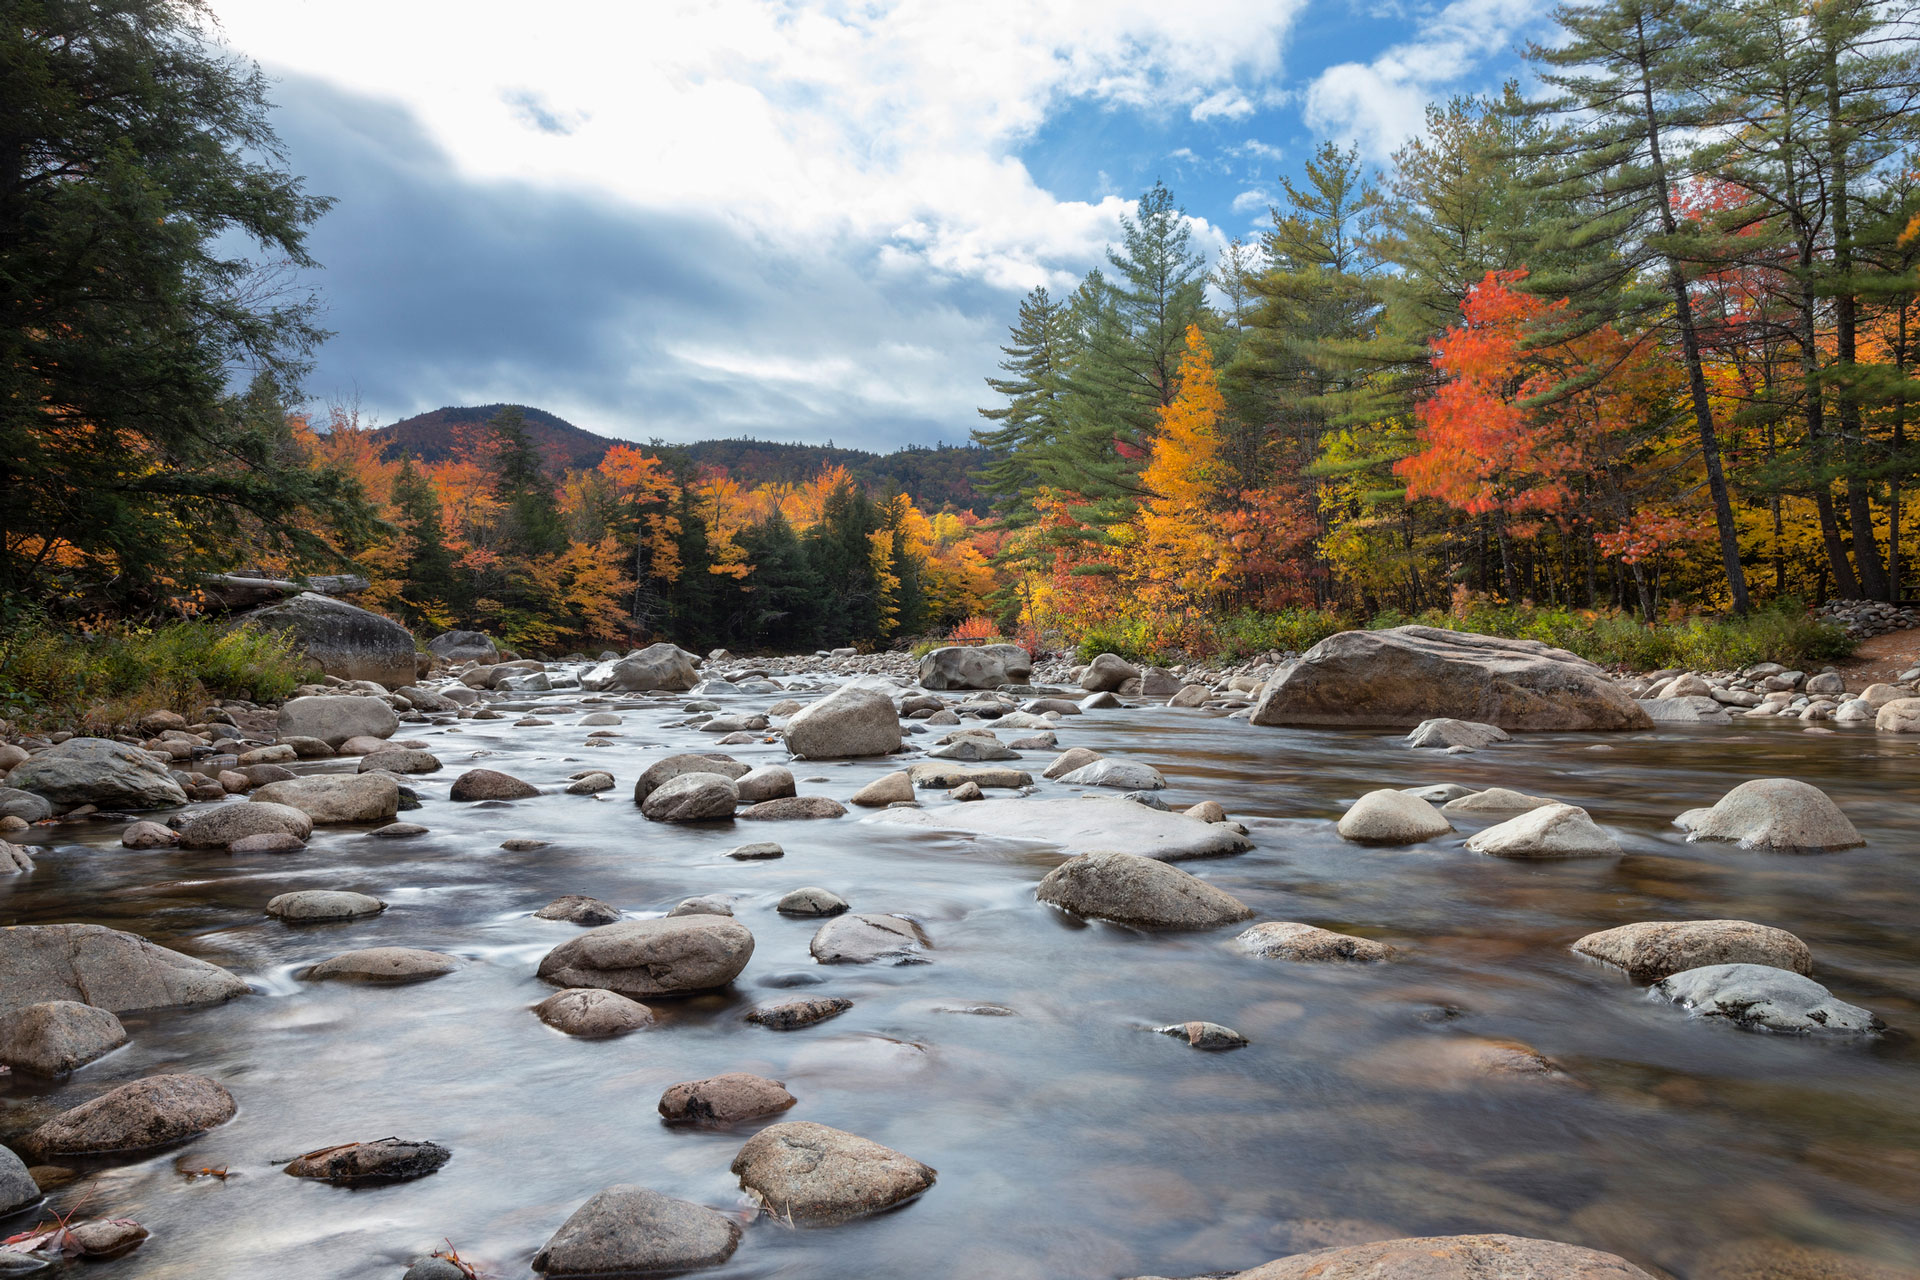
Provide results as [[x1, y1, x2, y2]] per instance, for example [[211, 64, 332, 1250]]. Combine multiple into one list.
[[266, 890, 386, 922], [1233, 1233, 1659, 1280], [251, 774, 399, 824], [1573, 920, 1811, 982], [0, 1000, 128, 1075], [907, 762, 1033, 790], [731, 1121, 935, 1225], [0, 923, 249, 1016], [538, 916, 755, 997], [26, 1073, 235, 1157], [284, 1138, 451, 1185], [533, 1185, 740, 1275], [1056, 759, 1166, 790], [1234, 922, 1394, 962], [1036, 852, 1251, 929], [810, 914, 928, 964], [1652, 963, 1884, 1034], [659, 1073, 797, 1125], [869, 796, 1252, 861], [305, 948, 459, 983]]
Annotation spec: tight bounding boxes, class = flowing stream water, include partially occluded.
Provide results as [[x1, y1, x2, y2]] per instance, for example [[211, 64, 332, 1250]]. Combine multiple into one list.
[[3, 682, 1919, 1279]]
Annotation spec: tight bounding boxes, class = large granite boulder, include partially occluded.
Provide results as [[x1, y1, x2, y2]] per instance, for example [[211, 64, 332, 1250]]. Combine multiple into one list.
[[251, 773, 399, 824], [426, 630, 498, 664], [641, 772, 740, 822], [0, 923, 249, 1015], [533, 1185, 740, 1276], [581, 643, 699, 693], [1036, 852, 1252, 929], [1574, 920, 1811, 982], [0, 1000, 129, 1075], [25, 1072, 236, 1156], [870, 795, 1251, 860], [239, 592, 416, 688], [178, 801, 314, 849], [731, 1121, 935, 1224], [1232, 1233, 1658, 1280], [6, 738, 187, 810], [276, 694, 399, 749], [917, 644, 1031, 690], [1674, 778, 1863, 850], [1080, 653, 1140, 693], [783, 684, 902, 759], [537, 916, 755, 997], [1249, 626, 1652, 731]]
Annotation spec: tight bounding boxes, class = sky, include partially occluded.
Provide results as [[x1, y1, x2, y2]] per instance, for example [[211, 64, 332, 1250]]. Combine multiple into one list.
[[209, 0, 1554, 453]]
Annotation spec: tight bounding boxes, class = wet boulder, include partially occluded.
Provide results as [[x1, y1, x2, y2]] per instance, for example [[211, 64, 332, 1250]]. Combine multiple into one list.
[[239, 593, 415, 688], [305, 947, 459, 983], [0, 1145, 35, 1215], [1337, 790, 1452, 845], [641, 771, 740, 822], [1043, 747, 1102, 779], [1652, 963, 1883, 1034], [740, 795, 846, 820], [534, 1185, 740, 1275], [1441, 787, 1558, 815], [1464, 803, 1620, 858], [0, 1000, 128, 1075], [178, 801, 314, 849], [25, 1073, 235, 1157], [251, 773, 399, 824], [534, 987, 655, 1037], [871, 795, 1252, 861], [1406, 718, 1510, 750], [1156, 1020, 1248, 1050], [1233, 922, 1394, 962], [731, 1121, 935, 1225], [581, 643, 700, 694], [284, 1138, 451, 1184], [735, 765, 796, 804], [266, 890, 385, 922], [1036, 852, 1252, 929], [359, 748, 442, 774], [537, 916, 754, 997], [275, 694, 400, 749], [633, 753, 750, 804], [0, 923, 248, 1015], [6, 738, 188, 810], [747, 996, 853, 1029], [1056, 758, 1165, 791], [1573, 920, 1811, 983], [810, 913, 928, 964], [783, 685, 902, 759], [1250, 625, 1652, 731], [659, 1073, 796, 1125], [1674, 778, 1864, 850], [449, 768, 539, 800], [535, 894, 621, 926], [777, 886, 848, 917], [1233, 1233, 1660, 1280]]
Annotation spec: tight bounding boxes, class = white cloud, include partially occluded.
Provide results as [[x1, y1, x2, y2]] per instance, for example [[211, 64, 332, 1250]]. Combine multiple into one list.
[[1303, 0, 1545, 158], [1231, 187, 1273, 214], [1192, 89, 1256, 121]]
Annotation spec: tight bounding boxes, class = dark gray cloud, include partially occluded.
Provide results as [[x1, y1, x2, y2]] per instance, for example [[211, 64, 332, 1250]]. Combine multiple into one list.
[[266, 72, 1012, 451]]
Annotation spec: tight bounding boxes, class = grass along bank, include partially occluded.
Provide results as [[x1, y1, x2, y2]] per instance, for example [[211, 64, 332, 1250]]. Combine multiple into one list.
[[0, 617, 312, 734]]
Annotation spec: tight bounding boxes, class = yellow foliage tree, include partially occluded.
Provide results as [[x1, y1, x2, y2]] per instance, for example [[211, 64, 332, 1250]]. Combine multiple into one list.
[[1133, 325, 1234, 608]]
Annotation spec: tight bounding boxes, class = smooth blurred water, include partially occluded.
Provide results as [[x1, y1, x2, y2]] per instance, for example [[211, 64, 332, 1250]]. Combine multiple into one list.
[[3, 689, 1918, 1279]]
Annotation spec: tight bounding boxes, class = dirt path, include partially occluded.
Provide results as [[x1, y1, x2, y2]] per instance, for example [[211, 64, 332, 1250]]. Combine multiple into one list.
[[1835, 629, 1920, 685]]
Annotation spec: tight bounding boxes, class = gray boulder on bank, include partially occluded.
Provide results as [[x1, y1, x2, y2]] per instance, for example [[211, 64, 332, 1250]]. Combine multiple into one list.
[[1036, 851, 1252, 929], [1674, 778, 1864, 850], [427, 630, 498, 664], [581, 643, 700, 693], [239, 592, 416, 688], [1573, 920, 1811, 982], [1080, 652, 1139, 693], [276, 694, 399, 748], [917, 643, 1032, 690], [0, 923, 248, 1015], [783, 684, 902, 759], [7, 737, 188, 810], [1250, 625, 1652, 731], [1653, 963, 1884, 1034]]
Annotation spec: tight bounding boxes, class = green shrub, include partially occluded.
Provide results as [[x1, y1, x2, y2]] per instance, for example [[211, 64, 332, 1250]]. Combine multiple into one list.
[[0, 616, 310, 731]]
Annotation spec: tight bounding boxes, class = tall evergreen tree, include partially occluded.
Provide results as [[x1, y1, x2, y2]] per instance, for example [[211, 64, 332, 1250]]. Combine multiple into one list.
[[489, 405, 566, 557], [390, 458, 458, 623], [973, 286, 1073, 521]]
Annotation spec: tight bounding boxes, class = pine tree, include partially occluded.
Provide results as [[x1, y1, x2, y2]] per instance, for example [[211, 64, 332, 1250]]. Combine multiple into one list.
[[973, 286, 1073, 522], [489, 405, 567, 557], [390, 458, 459, 623]]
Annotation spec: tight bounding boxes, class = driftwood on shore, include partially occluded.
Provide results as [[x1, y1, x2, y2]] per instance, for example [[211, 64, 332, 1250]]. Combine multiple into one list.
[[200, 573, 370, 611]]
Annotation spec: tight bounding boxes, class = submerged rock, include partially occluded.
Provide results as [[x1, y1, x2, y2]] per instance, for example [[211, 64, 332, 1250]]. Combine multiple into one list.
[[1155, 1020, 1248, 1050], [1652, 963, 1884, 1034], [1406, 718, 1510, 750], [1233, 922, 1395, 962], [284, 1137, 450, 1185], [731, 1121, 935, 1225], [1573, 920, 1811, 982], [777, 886, 849, 917], [265, 890, 386, 922], [747, 996, 853, 1029], [305, 947, 459, 983], [1057, 758, 1166, 790], [870, 796, 1252, 861], [1035, 852, 1252, 929], [1441, 786, 1558, 815]]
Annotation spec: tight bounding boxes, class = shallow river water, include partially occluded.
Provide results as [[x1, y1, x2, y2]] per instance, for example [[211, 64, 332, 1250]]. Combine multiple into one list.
[[3, 683, 1919, 1280]]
